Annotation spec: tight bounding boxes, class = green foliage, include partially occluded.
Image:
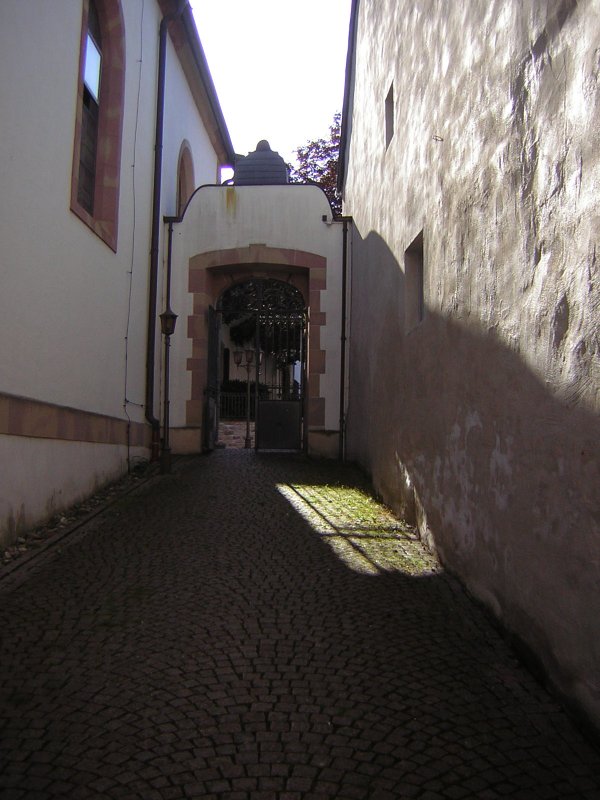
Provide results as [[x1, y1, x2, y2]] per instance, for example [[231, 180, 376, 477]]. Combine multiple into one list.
[[290, 113, 342, 216]]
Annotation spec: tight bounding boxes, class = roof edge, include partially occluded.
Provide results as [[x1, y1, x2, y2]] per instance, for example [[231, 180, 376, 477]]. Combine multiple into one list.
[[337, 0, 360, 195], [179, 6, 236, 165]]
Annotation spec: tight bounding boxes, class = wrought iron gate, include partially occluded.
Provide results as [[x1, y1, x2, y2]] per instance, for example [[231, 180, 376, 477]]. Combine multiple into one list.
[[203, 305, 220, 451], [219, 279, 307, 451], [255, 306, 306, 450]]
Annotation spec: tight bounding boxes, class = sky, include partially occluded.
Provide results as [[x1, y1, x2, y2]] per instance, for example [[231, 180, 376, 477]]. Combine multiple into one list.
[[189, 0, 352, 167]]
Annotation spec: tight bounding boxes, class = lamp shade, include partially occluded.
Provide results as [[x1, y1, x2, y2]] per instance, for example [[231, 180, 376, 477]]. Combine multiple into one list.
[[159, 308, 178, 336]]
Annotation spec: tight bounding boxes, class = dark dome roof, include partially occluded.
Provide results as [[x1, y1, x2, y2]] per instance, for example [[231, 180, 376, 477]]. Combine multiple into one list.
[[234, 140, 289, 185]]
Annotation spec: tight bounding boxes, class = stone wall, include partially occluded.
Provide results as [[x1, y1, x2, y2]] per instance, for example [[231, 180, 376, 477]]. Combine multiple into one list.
[[343, 0, 600, 728]]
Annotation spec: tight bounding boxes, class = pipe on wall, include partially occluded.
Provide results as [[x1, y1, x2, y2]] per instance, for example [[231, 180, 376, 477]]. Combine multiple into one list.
[[338, 216, 351, 461], [160, 216, 179, 472], [145, 1, 188, 459]]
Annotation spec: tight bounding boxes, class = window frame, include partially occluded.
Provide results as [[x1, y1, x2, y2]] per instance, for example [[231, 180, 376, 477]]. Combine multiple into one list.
[[70, 0, 125, 252]]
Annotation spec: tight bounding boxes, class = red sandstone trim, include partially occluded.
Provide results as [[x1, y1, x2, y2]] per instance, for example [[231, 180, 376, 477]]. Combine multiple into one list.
[[186, 247, 328, 436], [70, 0, 125, 252], [190, 246, 326, 272], [0, 393, 149, 448]]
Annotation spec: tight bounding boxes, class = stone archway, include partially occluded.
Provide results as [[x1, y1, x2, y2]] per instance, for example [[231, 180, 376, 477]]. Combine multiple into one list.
[[186, 245, 327, 450]]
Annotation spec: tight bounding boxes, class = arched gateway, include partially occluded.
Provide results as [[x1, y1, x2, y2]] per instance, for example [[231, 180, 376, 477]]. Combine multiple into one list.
[[166, 141, 346, 459], [188, 244, 326, 453]]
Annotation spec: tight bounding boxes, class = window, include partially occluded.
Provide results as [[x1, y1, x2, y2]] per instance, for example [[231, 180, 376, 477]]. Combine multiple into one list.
[[404, 231, 424, 332], [71, 0, 125, 251], [177, 142, 195, 216], [78, 1, 102, 213], [385, 82, 394, 148], [83, 25, 102, 102]]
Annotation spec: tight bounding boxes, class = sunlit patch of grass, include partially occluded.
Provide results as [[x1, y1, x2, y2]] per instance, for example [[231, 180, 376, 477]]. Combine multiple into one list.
[[277, 483, 440, 576]]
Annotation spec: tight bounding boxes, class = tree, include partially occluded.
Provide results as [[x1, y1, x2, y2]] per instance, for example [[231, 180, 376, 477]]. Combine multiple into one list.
[[291, 113, 342, 216]]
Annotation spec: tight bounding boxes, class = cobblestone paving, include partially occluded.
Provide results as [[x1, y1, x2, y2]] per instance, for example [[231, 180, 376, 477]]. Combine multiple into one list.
[[1, 451, 599, 800]]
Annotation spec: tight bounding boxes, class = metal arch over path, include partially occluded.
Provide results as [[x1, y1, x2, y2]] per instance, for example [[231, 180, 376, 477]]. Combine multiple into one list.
[[215, 278, 308, 451]]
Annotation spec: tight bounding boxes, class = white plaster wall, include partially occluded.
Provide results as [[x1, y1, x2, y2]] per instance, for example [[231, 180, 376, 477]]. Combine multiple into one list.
[[0, 0, 158, 542], [168, 185, 344, 432], [0, 434, 146, 549], [0, 1, 156, 421], [155, 25, 224, 428], [0, 0, 225, 542], [343, 0, 600, 727], [119, 0, 164, 419], [0, 1, 220, 421], [162, 38, 220, 209]]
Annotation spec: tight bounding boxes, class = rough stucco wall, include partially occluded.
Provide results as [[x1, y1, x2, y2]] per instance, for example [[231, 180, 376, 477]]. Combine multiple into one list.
[[343, 0, 600, 726]]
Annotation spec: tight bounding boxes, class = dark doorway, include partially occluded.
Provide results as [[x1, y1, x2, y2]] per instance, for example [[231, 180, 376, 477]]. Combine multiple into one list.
[[218, 279, 307, 451]]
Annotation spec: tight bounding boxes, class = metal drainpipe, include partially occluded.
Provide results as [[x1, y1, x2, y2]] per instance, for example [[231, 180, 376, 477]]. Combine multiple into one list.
[[338, 216, 351, 461], [160, 216, 179, 472], [145, 2, 188, 459]]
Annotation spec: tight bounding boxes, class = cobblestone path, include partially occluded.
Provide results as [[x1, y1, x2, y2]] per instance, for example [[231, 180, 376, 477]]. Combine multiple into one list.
[[1, 451, 599, 799]]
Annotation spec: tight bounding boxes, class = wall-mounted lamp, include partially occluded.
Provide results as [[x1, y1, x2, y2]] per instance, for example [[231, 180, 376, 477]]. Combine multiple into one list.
[[160, 306, 178, 472], [159, 307, 178, 337]]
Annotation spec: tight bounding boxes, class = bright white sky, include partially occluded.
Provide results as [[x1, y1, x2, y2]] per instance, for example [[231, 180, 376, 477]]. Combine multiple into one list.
[[189, 0, 352, 167]]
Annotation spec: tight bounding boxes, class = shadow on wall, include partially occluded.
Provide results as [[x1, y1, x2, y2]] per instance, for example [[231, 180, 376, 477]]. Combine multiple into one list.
[[346, 229, 600, 730]]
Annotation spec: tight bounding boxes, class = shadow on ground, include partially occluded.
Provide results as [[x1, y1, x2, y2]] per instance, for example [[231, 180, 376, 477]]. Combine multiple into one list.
[[1, 450, 599, 799]]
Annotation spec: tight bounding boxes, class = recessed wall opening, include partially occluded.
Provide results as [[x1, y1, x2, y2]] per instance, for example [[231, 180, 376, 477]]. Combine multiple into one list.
[[70, 0, 125, 251], [177, 142, 195, 215], [216, 278, 307, 451], [404, 230, 424, 332], [78, 0, 102, 214], [385, 82, 394, 148]]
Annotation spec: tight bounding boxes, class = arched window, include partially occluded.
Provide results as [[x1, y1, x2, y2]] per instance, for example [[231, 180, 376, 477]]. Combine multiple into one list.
[[177, 142, 195, 216], [71, 0, 125, 251]]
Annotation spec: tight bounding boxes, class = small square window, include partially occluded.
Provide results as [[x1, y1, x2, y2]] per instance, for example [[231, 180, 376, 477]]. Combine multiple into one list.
[[385, 83, 394, 148], [405, 231, 424, 332]]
